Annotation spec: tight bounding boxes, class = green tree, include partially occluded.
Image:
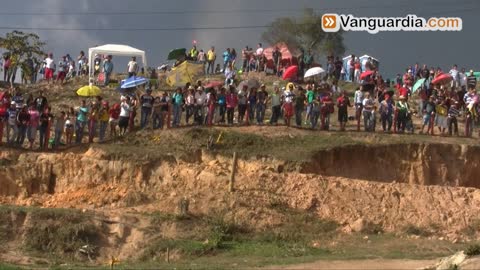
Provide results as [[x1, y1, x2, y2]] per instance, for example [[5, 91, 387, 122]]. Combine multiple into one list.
[[262, 8, 346, 56], [0, 31, 45, 83]]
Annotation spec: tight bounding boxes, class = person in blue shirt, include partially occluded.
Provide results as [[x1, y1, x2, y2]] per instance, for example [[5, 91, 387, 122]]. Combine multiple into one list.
[[217, 88, 227, 124], [75, 100, 89, 143], [103, 55, 114, 86], [222, 48, 231, 72], [172, 87, 184, 127]]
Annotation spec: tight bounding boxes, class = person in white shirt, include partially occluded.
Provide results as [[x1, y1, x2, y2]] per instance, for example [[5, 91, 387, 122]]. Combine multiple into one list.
[[44, 53, 55, 84], [362, 92, 376, 132], [459, 67, 467, 91], [56, 56, 67, 84], [449, 64, 459, 89], [119, 96, 131, 135], [255, 43, 264, 72], [127, 57, 138, 78], [354, 87, 364, 130], [194, 87, 206, 125]]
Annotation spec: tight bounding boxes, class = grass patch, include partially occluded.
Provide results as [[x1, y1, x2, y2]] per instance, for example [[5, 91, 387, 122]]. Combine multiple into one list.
[[402, 224, 432, 237], [22, 208, 100, 257], [465, 244, 480, 256]]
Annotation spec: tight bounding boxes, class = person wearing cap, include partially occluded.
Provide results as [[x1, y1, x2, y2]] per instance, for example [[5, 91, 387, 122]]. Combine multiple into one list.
[[185, 86, 195, 125], [56, 56, 67, 84], [256, 84, 269, 125], [6, 101, 18, 144], [194, 87, 206, 125], [237, 85, 248, 124], [395, 95, 410, 133], [140, 88, 154, 129]]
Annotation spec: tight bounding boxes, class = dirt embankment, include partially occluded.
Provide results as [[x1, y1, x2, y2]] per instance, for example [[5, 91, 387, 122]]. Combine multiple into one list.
[[1, 143, 480, 240], [302, 143, 480, 187]]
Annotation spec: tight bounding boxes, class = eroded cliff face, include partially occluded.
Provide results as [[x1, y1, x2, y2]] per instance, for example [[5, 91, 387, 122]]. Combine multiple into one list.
[[1, 144, 480, 239]]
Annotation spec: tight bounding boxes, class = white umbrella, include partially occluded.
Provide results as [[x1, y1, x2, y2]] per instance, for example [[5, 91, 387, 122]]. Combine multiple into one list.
[[304, 67, 326, 78]]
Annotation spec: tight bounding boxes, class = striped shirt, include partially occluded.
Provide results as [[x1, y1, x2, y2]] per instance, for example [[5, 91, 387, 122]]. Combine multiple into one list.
[[448, 106, 460, 117], [467, 75, 477, 88]]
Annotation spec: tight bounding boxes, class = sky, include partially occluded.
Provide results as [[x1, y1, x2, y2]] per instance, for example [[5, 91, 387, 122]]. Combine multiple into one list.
[[1, 0, 479, 79]]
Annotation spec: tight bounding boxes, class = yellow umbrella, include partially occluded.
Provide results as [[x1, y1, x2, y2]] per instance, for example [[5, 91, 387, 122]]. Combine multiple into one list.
[[77, 85, 101, 97]]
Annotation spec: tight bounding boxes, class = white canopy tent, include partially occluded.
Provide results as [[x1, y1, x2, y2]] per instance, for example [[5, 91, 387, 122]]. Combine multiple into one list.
[[88, 44, 147, 79]]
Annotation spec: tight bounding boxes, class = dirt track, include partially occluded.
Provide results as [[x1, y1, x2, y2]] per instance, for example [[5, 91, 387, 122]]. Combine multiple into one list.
[[265, 259, 437, 269]]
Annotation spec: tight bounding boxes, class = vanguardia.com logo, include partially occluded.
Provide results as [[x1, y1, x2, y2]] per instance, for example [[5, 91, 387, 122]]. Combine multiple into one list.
[[321, 14, 462, 34]]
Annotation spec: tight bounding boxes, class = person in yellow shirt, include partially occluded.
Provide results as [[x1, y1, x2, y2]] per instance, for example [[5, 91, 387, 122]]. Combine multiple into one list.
[[189, 45, 198, 60], [206, 46, 216, 74], [98, 101, 110, 142]]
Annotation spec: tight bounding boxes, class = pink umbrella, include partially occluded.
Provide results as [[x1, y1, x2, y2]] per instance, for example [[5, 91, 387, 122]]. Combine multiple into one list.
[[282, 65, 298, 80], [432, 73, 453, 85], [360, 70, 374, 80]]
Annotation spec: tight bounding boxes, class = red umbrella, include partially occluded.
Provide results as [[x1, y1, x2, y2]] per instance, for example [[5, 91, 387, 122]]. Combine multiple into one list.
[[432, 73, 453, 85], [360, 70, 374, 80], [282, 65, 298, 80], [204, 81, 224, 88]]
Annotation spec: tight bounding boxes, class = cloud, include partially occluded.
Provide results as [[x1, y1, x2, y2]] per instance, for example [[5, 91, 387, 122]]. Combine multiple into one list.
[[22, 0, 107, 55]]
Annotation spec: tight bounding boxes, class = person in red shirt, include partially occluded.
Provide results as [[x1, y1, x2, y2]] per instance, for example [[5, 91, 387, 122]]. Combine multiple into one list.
[[320, 92, 334, 130], [336, 91, 353, 131], [398, 86, 410, 101], [109, 103, 121, 138], [225, 86, 238, 125]]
